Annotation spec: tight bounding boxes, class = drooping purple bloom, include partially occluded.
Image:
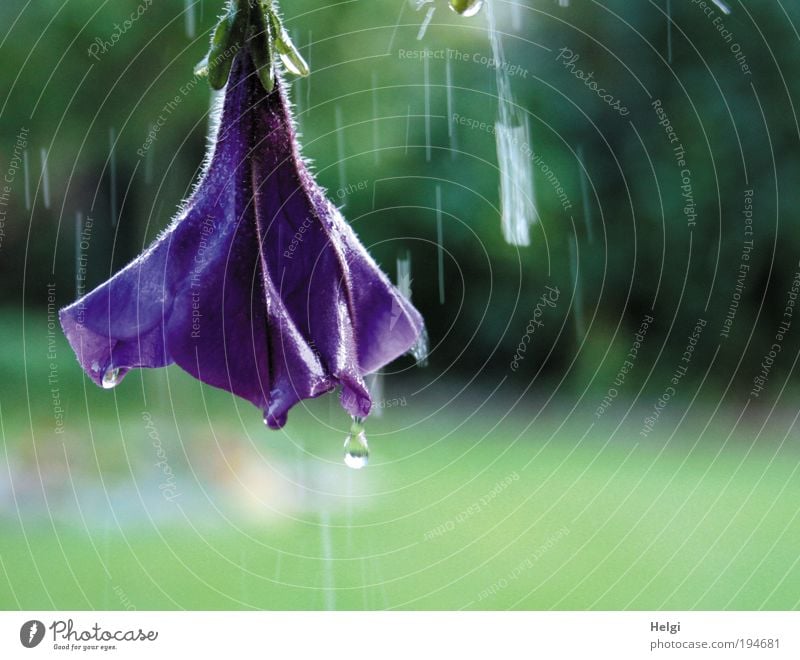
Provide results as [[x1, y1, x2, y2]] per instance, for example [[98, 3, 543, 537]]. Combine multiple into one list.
[[60, 50, 424, 428]]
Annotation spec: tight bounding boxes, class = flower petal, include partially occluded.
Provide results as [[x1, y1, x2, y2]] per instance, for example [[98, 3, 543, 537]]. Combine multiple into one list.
[[60, 52, 424, 427]]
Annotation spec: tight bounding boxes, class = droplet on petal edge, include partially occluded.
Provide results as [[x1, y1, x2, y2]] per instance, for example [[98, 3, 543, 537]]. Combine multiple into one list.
[[263, 410, 288, 430], [344, 418, 369, 469], [411, 326, 430, 367], [101, 367, 121, 389], [448, 0, 484, 17]]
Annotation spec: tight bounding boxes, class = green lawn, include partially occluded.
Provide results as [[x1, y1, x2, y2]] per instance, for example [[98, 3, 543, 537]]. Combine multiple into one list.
[[1, 310, 799, 610]]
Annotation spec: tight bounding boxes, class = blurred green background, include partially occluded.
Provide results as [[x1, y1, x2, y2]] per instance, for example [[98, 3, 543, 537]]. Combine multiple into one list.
[[1, 0, 800, 609]]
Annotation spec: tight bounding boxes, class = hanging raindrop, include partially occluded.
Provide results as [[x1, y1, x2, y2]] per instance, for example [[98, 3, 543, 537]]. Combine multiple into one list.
[[344, 417, 369, 469], [449, 0, 484, 17], [101, 367, 121, 389]]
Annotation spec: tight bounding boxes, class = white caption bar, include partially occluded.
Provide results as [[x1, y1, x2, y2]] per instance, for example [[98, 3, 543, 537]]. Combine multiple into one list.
[[0, 611, 798, 659]]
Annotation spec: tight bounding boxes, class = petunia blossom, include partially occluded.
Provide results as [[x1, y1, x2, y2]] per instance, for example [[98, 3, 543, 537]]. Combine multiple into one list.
[[59, 49, 425, 429]]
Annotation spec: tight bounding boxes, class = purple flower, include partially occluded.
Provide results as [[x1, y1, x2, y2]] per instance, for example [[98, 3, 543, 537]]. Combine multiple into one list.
[[59, 50, 425, 429]]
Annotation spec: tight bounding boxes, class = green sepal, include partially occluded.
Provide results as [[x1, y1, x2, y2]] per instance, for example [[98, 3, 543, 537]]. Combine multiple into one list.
[[207, 2, 247, 90], [267, 8, 309, 77], [248, 2, 275, 92], [199, 0, 309, 92]]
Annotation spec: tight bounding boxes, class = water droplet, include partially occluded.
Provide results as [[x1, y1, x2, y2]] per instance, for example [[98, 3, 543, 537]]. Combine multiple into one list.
[[344, 418, 369, 469], [411, 325, 430, 367], [263, 409, 287, 429], [102, 367, 121, 389], [448, 0, 483, 17]]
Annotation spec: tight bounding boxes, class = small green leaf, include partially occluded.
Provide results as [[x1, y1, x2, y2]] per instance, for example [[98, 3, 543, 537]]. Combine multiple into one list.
[[248, 2, 275, 92], [268, 8, 309, 77], [207, 5, 241, 90]]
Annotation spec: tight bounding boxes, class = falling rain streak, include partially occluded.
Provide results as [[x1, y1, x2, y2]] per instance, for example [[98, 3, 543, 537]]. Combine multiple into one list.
[[334, 106, 347, 207], [397, 252, 413, 301], [23, 149, 31, 210], [318, 510, 336, 610], [398, 252, 430, 365], [569, 235, 585, 340], [488, 1, 536, 246], [417, 6, 436, 41], [40, 148, 51, 210], [666, 0, 673, 64], [371, 71, 380, 165], [405, 105, 411, 154], [577, 145, 594, 243], [367, 370, 384, 418], [424, 55, 432, 162], [305, 31, 312, 110], [436, 185, 445, 304], [712, 0, 731, 14], [184, 0, 196, 39], [445, 57, 457, 158], [511, 1, 522, 31], [144, 124, 155, 184], [109, 128, 118, 226], [239, 549, 249, 604], [360, 558, 371, 609]]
